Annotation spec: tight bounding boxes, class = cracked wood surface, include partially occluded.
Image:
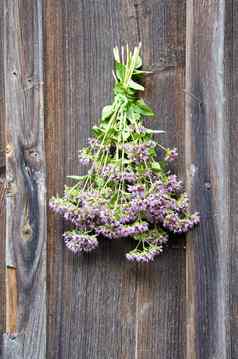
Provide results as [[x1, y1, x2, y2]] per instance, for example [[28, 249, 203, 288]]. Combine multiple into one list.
[[0, 0, 6, 356], [45, 1, 186, 358], [186, 1, 238, 358], [3, 1, 46, 358]]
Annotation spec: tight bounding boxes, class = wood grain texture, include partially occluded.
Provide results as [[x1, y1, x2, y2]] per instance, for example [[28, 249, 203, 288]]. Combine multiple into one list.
[[185, 1, 236, 358], [134, 2, 186, 358], [225, 1, 238, 358], [0, 0, 6, 357], [4, 1, 46, 358], [5, 268, 17, 334], [45, 1, 186, 358]]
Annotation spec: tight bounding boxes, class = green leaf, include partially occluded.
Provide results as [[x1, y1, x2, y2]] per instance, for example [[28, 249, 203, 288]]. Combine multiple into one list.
[[133, 69, 152, 75], [67, 175, 86, 181], [113, 83, 126, 96], [113, 47, 120, 63], [128, 79, 144, 91], [101, 105, 114, 121], [135, 55, 142, 69], [115, 63, 125, 81], [95, 177, 104, 187], [122, 131, 131, 141], [151, 162, 161, 172], [135, 99, 155, 116], [92, 126, 105, 138]]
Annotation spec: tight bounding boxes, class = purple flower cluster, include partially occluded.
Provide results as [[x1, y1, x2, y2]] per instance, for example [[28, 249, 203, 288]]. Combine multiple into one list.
[[117, 222, 149, 238], [49, 196, 113, 230], [128, 125, 147, 134], [126, 246, 163, 263], [101, 165, 136, 183], [49, 45, 200, 263], [78, 149, 91, 166], [63, 231, 98, 253], [96, 221, 149, 240], [162, 211, 200, 233], [125, 141, 156, 164], [166, 175, 183, 193], [165, 147, 178, 162], [88, 137, 100, 148], [127, 184, 145, 198], [50, 168, 199, 260]]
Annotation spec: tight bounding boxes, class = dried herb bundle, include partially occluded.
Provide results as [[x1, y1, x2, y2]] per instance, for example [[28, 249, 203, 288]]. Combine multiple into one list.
[[49, 44, 199, 263]]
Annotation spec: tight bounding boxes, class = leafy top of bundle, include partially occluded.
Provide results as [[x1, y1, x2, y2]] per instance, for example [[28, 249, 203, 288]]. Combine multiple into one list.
[[49, 44, 199, 263]]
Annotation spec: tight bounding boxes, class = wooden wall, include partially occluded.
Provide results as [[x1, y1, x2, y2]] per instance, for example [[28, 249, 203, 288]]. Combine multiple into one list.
[[0, 1, 237, 358]]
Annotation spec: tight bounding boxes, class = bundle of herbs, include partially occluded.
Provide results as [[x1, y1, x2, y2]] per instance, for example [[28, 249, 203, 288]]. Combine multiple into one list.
[[49, 44, 199, 263]]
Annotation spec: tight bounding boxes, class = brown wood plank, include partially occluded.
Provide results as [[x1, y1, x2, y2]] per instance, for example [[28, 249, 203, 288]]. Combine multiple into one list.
[[0, 0, 6, 356], [185, 1, 232, 358], [225, 1, 238, 358], [134, 2, 186, 358], [45, 1, 186, 358], [45, 2, 138, 358], [0, 181, 6, 359], [4, 1, 46, 358], [5, 268, 17, 334]]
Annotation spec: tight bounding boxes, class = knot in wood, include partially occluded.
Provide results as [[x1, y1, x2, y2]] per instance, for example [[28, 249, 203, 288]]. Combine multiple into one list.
[[6, 143, 14, 157], [21, 222, 32, 241], [204, 182, 211, 190], [24, 149, 42, 171]]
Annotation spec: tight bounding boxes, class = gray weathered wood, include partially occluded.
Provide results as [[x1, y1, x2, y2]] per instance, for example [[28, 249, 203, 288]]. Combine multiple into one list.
[[0, 0, 6, 357], [185, 1, 236, 358], [45, 1, 186, 358], [134, 2, 186, 358], [4, 1, 46, 358], [225, 1, 238, 358]]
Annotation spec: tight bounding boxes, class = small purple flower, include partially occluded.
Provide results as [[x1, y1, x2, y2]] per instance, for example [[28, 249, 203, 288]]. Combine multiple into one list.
[[88, 137, 100, 148], [63, 231, 98, 253], [163, 211, 180, 232], [177, 193, 189, 212], [122, 171, 137, 183], [78, 149, 91, 166], [128, 184, 145, 198], [126, 246, 162, 263], [116, 222, 149, 238], [165, 147, 178, 162], [131, 197, 147, 212], [166, 175, 183, 193], [125, 142, 156, 164], [119, 208, 138, 224]]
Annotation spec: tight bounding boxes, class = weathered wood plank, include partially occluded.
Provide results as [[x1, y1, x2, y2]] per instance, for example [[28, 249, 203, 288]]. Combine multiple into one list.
[[45, 0, 186, 358], [0, 181, 6, 359], [0, 0, 6, 357], [44, 2, 67, 357], [225, 1, 238, 358], [134, 2, 186, 358], [5, 268, 17, 334], [186, 1, 232, 358], [45, 2, 138, 358], [4, 1, 46, 358]]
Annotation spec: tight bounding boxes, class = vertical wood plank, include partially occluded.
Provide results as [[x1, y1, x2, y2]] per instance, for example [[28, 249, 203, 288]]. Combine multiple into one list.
[[45, 1, 186, 358], [4, 1, 46, 358], [0, 0, 6, 356], [186, 1, 231, 358], [225, 1, 238, 358], [44, 1, 66, 357], [45, 2, 138, 358], [134, 2, 186, 358]]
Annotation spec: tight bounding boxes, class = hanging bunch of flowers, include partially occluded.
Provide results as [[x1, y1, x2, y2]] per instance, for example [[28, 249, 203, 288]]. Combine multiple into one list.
[[49, 44, 199, 263]]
